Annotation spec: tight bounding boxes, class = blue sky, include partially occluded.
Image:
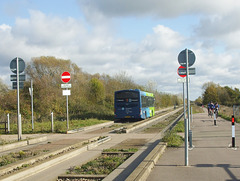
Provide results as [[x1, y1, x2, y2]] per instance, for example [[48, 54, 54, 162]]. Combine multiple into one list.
[[1, 0, 240, 100]]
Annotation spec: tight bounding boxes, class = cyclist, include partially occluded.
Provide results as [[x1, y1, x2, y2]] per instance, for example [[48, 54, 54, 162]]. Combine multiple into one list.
[[214, 102, 220, 118], [208, 102, 215, 117]]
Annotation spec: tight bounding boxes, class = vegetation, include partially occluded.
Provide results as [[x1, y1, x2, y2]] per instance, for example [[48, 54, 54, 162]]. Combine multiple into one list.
[[201, 81, 240, 106], [0, 56, 182, 133], [103, 148, 138, 153], [162, 131, 184, 147], [143, 110, 183, 133], [173, 120, 184, 133], [0, 150, 45, 167], [162, 119, 184, 147], [217, 105, 240, 123], [1, 119, 107, 134], [67, 148, 137, 175]]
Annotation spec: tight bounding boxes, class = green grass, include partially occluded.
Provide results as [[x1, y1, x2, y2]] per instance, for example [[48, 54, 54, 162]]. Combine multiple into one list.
[[0, 119, 109, 134], [173, 120, 184, 132], [192, 105, 204, 114], [67, 148, 137, 175], [67, 154, 131, 175], [0, 150, 45, 167], [162, 131, 184, 147], [162, 119, 185, 147]]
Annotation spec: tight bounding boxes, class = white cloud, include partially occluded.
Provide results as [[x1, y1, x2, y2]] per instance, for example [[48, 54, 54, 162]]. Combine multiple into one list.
[[78, 0, 240, 18], [1, 0, 240, 100]]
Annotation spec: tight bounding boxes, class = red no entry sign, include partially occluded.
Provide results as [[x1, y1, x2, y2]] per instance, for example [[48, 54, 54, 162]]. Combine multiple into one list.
[[61, 72, 71, 83], [177, 66, 186, 78]]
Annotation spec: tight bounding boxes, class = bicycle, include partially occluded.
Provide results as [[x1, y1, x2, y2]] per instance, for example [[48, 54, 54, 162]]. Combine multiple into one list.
[[208, 109, 213, 118]]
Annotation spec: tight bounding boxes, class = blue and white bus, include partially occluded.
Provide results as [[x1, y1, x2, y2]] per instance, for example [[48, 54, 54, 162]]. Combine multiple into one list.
[[114, 89, 155, 120]]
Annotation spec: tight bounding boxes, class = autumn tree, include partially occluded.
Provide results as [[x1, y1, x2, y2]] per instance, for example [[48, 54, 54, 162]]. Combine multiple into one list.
[[202, 82, 219, 105], [202, 81, 240, 106], [89, 77, 105, 104], [0, 56, 183, 122], [25, 56, 85, 121]]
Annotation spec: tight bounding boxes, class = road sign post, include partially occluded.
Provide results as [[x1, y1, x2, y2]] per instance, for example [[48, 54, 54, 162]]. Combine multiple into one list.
[[178, 49, 196, 166], [61, 72, 71, 131], [177, 78, 186, 124], [10, 57, 26, 141]]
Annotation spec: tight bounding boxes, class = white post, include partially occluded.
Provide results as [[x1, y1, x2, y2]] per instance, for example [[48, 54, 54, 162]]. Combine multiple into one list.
[[7, 113, 10, 133], [19, 114, 22, 139], [183, 82, 185, 120], [51, 112, 54, 132]]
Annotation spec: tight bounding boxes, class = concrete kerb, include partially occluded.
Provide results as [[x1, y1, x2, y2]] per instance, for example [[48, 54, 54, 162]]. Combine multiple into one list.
[[0, 136, 48, 152], [67, 121, 114, 134], [0, 136, 111, 180], [125, 142, 167, 181], [27, 136, 47, 145], [0, 121, 113, 152]]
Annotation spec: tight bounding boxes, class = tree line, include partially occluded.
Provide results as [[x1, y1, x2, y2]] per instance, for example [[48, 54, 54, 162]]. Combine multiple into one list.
[[196, 81, 240, 106], [0, 56, 182, 122]]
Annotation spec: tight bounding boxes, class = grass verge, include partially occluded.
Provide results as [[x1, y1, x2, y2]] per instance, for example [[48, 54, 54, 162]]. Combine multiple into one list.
[[0, 150, 48, 167], [0, 119, 109, 134], [66, 148, 137, 175], [162, 119, 184, 147], [162, 131, 184, 147]]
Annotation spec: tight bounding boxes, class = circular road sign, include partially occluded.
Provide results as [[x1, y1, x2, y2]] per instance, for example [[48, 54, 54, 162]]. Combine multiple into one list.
[[61, 71, 71, 83], [10, 57, 25, 74], [177, 66, 186, 78], [178, 49, 195, 67]]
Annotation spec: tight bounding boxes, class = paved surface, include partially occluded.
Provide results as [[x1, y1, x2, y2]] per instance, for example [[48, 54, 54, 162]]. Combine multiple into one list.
[[22, 133, 155, 181], [147, 109, 240, 181], [0, 124, 157, 181]]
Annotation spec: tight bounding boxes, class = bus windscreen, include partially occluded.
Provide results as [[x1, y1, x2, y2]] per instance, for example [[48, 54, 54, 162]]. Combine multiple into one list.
[[115, 91, 139, 102]]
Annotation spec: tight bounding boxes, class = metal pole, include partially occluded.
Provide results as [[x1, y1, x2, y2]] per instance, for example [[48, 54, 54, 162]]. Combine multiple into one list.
[[191, 106, 193, 123], [185, 48, 190, 166], [31, 79, 34, 131], [17, 57, 22, 141], [66, 88, 69, 130], [183, 82, 186, 120]]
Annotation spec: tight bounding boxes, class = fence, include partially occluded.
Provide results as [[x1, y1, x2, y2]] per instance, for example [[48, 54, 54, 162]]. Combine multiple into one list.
[[0, 114, 8, 133]]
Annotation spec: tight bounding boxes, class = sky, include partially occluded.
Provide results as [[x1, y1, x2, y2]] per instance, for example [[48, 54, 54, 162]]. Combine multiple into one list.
[[1, 0, 240, 100]]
